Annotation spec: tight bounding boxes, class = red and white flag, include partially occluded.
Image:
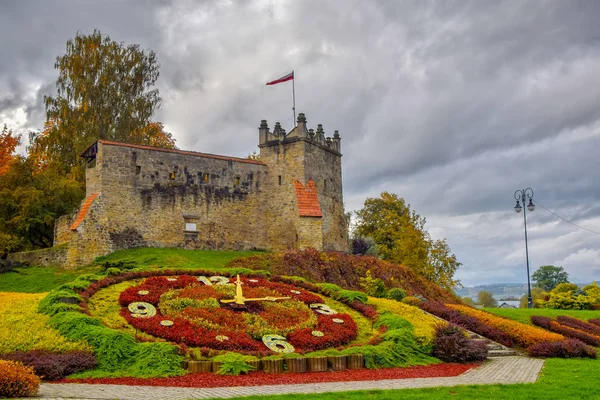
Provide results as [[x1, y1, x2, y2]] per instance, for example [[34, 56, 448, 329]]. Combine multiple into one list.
[[266, 71, 294, 85]]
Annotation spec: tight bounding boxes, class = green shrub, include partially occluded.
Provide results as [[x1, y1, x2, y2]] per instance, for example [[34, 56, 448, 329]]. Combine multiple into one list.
[[334, 290, 368, 304], [386, 288, 406, 302], [48, 312, 184, 378], [38, 289, 82, 315], [315, 283, 343, 295], [99, 260, 137, 274], [374, 312, 413, 331], [212, 352, 255, 375], [359, 270, 387, 298]]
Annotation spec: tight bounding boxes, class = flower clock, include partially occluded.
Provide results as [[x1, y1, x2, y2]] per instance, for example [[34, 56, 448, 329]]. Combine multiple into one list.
[[117, 274, 358, 353]]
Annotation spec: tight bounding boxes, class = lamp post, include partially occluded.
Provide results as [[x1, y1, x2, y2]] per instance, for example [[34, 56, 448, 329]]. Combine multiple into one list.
[[514, 188, 535, 309]]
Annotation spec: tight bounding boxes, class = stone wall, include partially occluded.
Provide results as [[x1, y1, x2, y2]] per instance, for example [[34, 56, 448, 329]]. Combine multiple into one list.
[[57, 113, 349, 267], [54, 213, 75, 246], [7, 245, 68, 267]]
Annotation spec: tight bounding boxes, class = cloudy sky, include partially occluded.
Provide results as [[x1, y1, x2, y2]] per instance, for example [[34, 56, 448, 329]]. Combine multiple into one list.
[[2, 0, 599, 286]]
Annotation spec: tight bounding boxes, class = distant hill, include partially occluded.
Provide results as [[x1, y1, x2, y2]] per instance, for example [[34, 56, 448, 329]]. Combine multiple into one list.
[[458, 282, 595, 299]]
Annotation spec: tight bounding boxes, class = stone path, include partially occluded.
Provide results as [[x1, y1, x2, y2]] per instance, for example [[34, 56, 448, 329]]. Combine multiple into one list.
[[23, 356, 544, 400]]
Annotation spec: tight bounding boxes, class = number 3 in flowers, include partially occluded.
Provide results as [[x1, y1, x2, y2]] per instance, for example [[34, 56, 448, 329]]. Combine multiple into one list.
[[310, 303, 337, 315], [262, 334, 295, 353]]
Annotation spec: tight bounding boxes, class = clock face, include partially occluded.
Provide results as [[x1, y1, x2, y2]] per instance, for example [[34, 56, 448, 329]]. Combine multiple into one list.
[[117, 274, 358, 353]]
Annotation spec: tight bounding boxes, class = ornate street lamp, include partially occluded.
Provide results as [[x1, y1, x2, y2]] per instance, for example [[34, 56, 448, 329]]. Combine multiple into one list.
[[514, 188, 535, 308]]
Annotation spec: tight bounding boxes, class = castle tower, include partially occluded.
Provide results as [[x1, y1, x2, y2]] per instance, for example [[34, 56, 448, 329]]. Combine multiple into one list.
[[258, 113, 348, 251]]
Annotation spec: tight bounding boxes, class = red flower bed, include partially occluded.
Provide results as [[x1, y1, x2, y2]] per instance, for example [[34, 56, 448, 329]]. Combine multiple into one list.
[[590, 319, 600, 327], [117, 274, 359, 353], [556, 316, 600, 336], [531, 316, 600, 346], [59, 363, 478, 387], [288, 314, 358, 351]]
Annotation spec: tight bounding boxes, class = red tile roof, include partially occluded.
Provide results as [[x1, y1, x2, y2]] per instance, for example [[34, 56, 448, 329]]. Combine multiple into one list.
[[70, 193, 100, 231], [91, 140, 265, 166], [294, 179, 322, 217]]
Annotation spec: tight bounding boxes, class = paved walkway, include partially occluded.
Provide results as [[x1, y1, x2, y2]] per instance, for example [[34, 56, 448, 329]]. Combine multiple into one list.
[[24, 356, 544, 400]]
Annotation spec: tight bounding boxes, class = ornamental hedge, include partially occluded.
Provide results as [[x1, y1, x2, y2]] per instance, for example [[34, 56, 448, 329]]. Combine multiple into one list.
[[0, 360, 40, 398]]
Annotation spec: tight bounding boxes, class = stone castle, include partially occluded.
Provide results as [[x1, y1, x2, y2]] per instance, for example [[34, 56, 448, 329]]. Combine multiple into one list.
[[46, 113, 348, 267]]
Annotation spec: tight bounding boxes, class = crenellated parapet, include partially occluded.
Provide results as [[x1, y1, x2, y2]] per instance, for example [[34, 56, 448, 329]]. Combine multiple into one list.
[[258, 112, 341, 155]]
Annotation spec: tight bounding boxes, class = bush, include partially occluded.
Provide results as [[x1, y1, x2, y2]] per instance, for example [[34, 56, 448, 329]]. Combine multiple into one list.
[[0, 351, 97, 381], [212, 353, 255, 375], [402, 296, 422, 306], [0, 360, 40, 398], [447, 304, 564, 348], [556, 316, 600, 336], [528, 339, 596, 359], [386, 288, 406, 302], [99, 259, 138, 274], [421, 301, 514, 347], [359, 270, 387, 298], [589, 318, 600, 327], [226, 248, 459, 303], [531, 316, 600, 346], [334, 290, 368, 304], [432, 324, 487, 363]]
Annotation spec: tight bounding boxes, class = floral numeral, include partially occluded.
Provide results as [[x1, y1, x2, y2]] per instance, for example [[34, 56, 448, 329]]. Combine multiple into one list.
[[197, 276, 231, 286], [128, 302, 157, 318], [262, 334, 295, 353], [309, 303, 337, 315]]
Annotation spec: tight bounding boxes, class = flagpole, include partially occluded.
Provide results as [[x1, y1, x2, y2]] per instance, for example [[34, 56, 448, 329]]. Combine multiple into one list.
[[292, 70, 296, 127]]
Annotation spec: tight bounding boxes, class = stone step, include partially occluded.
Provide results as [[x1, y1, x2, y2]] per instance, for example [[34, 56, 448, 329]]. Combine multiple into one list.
[[488, 349, 519, 357], [486, 343, 504, 350]]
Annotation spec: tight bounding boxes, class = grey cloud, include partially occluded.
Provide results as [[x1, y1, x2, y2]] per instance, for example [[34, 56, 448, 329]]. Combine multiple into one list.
[[1, 0, 599, 285]]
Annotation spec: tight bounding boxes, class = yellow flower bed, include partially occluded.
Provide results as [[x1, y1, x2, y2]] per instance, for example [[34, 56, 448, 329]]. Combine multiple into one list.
[[447, 304, 564, 347], [368, 297, 443, 345], [0, 292, 91, 354]]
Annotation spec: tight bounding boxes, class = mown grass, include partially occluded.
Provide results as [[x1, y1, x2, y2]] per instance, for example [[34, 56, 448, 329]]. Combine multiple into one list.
[[94, 247, 262, 270], [483, 308, 600, 325], [0, 266, 85, 293], [0, 248, 261, 293]]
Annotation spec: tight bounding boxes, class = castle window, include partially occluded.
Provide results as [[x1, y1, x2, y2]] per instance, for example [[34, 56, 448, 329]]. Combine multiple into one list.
[[135, 166, 141, 175], [184, 214, 199, 233], [204, 173, 210, 183], [170, 172, 175, 180], [234, 177, 240, 187], [278, 175, 282, 185]]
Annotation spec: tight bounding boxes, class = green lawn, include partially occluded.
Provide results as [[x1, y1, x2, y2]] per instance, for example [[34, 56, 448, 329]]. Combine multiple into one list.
[[95, 247, 261, 270], [0, 248, 261, 293], [0, 266, 84, 293], [483, 307, 600, 324]]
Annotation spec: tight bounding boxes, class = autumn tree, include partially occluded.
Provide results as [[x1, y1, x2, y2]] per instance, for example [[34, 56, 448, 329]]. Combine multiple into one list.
[[0, 125, 21, 176], [36, 29, 175, 179], [532, 265, 570, 292], [477, 290, 498, 308], [355, 192, 461, 290], [0, 157, 83, 256]]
